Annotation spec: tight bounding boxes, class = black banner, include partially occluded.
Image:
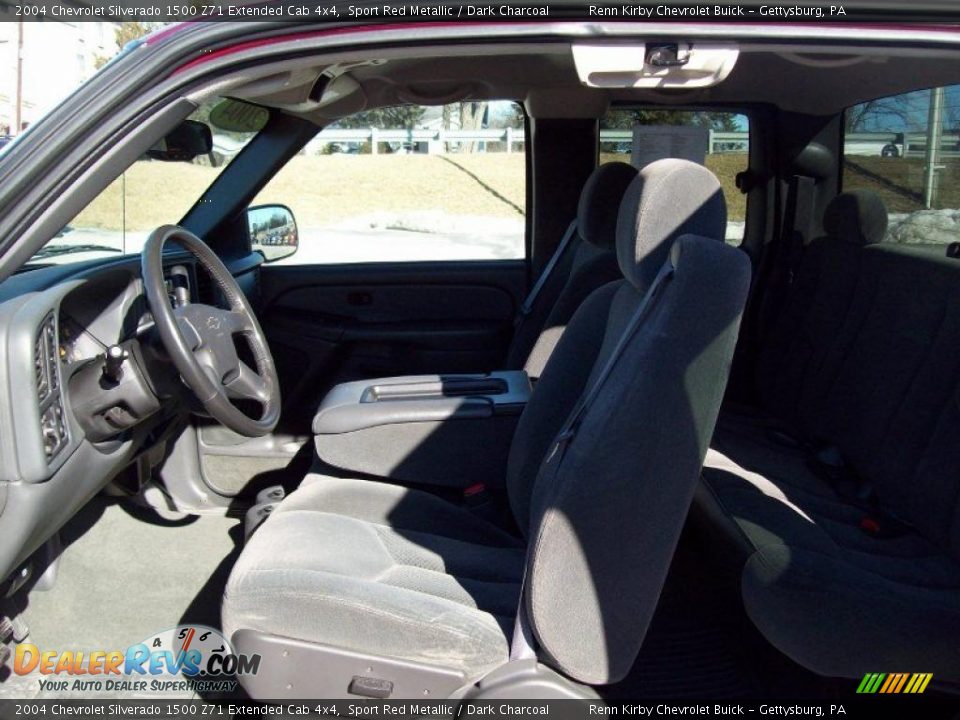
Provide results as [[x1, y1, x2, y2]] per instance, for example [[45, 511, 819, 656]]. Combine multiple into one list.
[[3, 0, 960, 23]]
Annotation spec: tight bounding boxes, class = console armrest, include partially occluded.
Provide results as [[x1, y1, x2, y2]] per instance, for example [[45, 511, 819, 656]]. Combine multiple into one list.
[[311, 371, 532, 490], [312, 372, 531, 435]]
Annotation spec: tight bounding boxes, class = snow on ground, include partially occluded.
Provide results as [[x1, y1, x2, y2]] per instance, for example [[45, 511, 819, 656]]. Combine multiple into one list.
[[886, 209, 960, 245]]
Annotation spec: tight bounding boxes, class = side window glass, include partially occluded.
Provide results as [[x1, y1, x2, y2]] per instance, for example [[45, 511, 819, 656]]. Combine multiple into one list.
[[24, 98, 265, 269], [253, 102, 527, 265], [599, 109, 750, 245], [844, 85, 960, 247]]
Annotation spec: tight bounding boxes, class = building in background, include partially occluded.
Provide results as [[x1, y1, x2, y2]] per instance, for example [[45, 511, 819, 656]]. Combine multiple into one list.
[[0, 10, 118, 135]]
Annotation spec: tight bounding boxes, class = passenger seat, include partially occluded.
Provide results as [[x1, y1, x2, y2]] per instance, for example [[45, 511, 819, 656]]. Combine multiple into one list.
[[506, 162, 635, 377], [222, 159, 750, 698], [695, 190, 960, 682]]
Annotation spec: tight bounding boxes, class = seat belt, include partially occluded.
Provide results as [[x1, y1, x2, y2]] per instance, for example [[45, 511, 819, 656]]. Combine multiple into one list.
[[517, 220, 578, 320], [509, 584, 538, 661], [544, 259, 676, 468], [758, 175, 816, 347], [782, 175, 816, 286], [508, 259, 677, 660]]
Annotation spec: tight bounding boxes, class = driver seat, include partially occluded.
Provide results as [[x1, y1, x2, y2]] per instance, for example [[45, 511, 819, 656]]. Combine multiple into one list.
[[221, 159, 751, 698]]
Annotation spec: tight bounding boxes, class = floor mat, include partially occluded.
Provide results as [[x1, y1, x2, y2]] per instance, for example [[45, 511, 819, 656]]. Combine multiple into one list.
[[605, 619, 757, 698], [1, 497, 241, 699], [24, 498, 240, 650], [602, 528, 760, 699]]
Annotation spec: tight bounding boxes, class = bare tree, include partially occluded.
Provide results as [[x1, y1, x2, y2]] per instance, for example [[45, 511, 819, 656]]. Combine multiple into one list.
[[94, 22, 161, 69], [459, 102, 487, 153], [335, 106, 426, 130], [502, 104, 525, 129], [601, 109, 739, 131], [845, 91, 932, 133]]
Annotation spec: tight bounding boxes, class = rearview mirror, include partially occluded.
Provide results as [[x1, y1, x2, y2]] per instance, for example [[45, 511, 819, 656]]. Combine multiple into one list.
[[248, 204, 299, 263], [145, 120, 213, 162]]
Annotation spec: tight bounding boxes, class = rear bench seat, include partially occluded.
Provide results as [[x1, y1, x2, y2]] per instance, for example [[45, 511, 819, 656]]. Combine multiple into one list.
[[695, 190, 960, 682]]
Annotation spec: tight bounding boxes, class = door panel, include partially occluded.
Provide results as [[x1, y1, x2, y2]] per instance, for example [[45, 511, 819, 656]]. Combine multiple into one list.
[[259, 261, 526, 431]]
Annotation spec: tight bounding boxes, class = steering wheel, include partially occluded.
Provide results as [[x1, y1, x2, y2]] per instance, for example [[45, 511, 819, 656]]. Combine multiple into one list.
[[142, 225, 280, 437]]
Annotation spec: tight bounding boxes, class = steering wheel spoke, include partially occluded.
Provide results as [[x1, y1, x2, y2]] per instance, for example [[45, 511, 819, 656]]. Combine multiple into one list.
[[174, 312, 203, 351], [224, 361, 270, 403], [224, 309, 254, 335], [226, 310, 254, 333]]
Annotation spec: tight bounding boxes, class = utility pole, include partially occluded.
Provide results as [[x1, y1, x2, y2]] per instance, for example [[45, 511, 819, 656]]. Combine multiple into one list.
[[15, 20, 23, 134], [0, 39, 7, 132], [924, 86, 945, 209]]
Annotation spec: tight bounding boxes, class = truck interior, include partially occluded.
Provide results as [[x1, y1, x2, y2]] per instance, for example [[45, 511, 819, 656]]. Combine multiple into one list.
[[0, 22, 958, 700]]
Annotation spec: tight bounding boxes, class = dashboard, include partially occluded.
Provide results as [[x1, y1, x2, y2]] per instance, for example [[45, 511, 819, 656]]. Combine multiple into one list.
[[56, 264, 196, 368], [32, 265, 198, 463], [0, 253, 220, 587], [57, 312, 101, 368]]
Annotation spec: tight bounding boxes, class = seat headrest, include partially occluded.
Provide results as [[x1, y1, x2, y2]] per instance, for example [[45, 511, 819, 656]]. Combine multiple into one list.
[[823, 190, 888, 246], [615, 158, 727, 289], [577, 162, 639, 249]]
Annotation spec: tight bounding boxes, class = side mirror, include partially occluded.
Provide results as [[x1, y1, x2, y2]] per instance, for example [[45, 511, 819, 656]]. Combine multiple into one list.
[[248, 204, 299, 263], [146, 120, 213, 162]]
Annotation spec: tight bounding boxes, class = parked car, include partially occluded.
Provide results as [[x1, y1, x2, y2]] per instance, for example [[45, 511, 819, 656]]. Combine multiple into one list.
[[0, 8, 959, 707]]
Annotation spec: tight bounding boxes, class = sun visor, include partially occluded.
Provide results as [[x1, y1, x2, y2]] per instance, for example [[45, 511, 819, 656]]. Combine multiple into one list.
[[572, 42, 739, 89]]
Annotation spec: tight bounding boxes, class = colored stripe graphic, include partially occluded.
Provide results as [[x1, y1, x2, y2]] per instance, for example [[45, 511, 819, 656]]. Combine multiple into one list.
[[858, 672, 932, 694], [857, 673, 885, 693], [879, 674, 896, 693]]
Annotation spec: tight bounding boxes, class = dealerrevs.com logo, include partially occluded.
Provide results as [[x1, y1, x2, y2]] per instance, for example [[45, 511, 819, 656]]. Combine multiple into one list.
[[13, 625, 259, 694]]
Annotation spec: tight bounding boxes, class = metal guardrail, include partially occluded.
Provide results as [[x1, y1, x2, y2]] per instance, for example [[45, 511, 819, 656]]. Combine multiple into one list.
[[315, 127, 526, 153], [597, 129, 749, 153], [307, 128, 960, 157], [843, 132, 960, 157], [310, 128, 750, 154]]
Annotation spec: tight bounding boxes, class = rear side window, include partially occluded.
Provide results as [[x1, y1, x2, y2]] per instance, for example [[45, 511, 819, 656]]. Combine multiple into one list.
[[599, 109, 750, 245], [254, 102, 526, 265], [843, 85, 960, 246]]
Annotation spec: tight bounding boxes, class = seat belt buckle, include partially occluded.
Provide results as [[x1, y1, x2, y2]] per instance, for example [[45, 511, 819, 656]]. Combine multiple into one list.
[[859, 516, 882, 536], [859, 513, 909, 539], [463, 482, 489, 508]]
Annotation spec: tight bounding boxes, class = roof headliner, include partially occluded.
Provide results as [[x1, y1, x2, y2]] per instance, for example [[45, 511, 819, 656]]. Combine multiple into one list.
[[223, 33, 960, 121], [356, 45, 960, 116]]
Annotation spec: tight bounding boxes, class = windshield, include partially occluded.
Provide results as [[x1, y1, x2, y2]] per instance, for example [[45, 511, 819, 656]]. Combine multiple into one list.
[[23, 97, 268, 268]]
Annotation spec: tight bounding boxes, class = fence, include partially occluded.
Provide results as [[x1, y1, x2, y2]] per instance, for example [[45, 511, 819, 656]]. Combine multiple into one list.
[[843, 131, 960, 158], [312, 127, 526, 154], [308, 128, 750, 155], [302, 128, 960, 157]]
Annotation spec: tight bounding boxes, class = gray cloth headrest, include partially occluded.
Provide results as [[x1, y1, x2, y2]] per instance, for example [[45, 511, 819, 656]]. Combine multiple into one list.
[[616, 158, 727, 289], [577, 162, 639, 249], [823, 190, 888, 246]]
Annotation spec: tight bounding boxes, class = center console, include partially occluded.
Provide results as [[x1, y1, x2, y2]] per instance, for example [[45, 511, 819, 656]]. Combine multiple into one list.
[[312, 371, 531, 490]]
